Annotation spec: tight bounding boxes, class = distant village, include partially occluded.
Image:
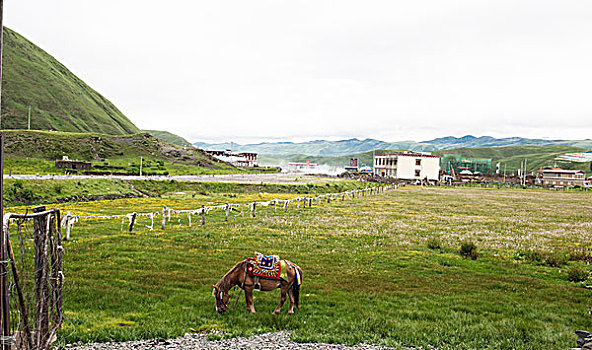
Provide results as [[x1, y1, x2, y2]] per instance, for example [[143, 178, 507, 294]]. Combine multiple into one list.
[[201, 148, 591, 189]]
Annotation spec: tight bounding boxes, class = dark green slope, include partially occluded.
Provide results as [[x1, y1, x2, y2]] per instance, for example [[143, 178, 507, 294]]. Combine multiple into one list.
[[1, 27, 140, 135], [143, 130, 193, 148]]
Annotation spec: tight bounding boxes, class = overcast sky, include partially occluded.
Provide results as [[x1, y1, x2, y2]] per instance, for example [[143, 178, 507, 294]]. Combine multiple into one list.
[[5, 1, 592, 144]]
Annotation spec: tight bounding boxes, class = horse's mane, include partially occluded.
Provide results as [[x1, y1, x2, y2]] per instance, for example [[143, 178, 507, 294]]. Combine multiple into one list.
[[215, 260, 245, 292]]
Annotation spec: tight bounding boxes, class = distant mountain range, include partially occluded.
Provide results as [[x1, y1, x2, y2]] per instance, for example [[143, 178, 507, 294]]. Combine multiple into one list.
[[194, 135, 592, 156]]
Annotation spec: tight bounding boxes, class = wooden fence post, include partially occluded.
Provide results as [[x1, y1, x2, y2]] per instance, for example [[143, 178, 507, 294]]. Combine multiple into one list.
[[129, 213, 137, 232], [161, 207, 166, 230], [65, 211, 72, 241], [317, 197, 321, 206], [303, 197, 307, 208], [252, 202, 257, 217], [274, 200, 277, 214], [297, 198, 300, 209], [284, 201, 288, 212], [328, 195, 331, 204], [342, 193, 345, 201], [201, 205, 206, 225], [33, 206, 50, 348], [225, 204, 229, 222]]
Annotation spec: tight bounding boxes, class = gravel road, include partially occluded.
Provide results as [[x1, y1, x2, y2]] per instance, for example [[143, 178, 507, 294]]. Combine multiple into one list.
[[65, 331, 402, 350]]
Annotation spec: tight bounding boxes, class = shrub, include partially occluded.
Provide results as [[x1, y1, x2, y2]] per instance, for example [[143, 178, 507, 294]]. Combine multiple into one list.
[[544, 253, 567, 268], [460, 241, 479, 260], [53, 183, 64, 194], [515, 249, 543, 263], [569, 250, 592, 264], [567, 266, 589, 282], [427, 237, 441, 250]]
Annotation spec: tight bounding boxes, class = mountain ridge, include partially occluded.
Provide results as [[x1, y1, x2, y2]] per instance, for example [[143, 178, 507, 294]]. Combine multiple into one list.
[[194, 135, 592, 156]]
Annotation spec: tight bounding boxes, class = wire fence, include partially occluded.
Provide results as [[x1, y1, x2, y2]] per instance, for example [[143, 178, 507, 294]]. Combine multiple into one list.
[[1, 207, 64, 350], [61, 185, 397, 240]]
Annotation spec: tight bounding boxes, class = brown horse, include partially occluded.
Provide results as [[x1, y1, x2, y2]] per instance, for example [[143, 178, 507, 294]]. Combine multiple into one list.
[[212, 259, 302, 314]]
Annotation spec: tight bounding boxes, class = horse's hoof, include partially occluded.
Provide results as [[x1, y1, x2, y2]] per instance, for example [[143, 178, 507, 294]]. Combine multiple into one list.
[[288, 310, 294, 314]]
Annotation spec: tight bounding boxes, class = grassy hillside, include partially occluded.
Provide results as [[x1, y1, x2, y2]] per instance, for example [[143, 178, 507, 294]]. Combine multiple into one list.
[[3, 130, 237, 175], [434, 145, 591, 173], [143, 130, 193, 148], [261, 145, 592, 174], [1, 27, 139, 135]]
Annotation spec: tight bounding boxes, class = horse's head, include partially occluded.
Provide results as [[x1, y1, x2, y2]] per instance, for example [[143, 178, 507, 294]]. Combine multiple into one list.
[[212, 285, 232, 314]]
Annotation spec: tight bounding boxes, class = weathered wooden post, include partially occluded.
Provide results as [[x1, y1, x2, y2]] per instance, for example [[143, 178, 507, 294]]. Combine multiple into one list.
[[161, 206, 166, 230], [33, 206, 50, 348], [225, 204, 230, 222], [284, 201, 288, 212], [129, 213, 137, 232], [327, 195, 331, 204], [303, 197, 307, 208], [342, 192, 345, 201], [297, 198, 300, 209], [273, 200, 277, 214], [252, 202, 257, 217], [317, 197, 321, 206], [201, 205, 205, 225], [65, 210, 72, 241]]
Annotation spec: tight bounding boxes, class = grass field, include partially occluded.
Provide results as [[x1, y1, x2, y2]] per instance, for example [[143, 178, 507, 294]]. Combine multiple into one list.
[[11, 185, 592, 349]]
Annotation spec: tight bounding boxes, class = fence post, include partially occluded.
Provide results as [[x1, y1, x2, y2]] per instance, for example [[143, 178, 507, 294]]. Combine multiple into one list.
[[303, 197, 307, 208], [317, 197, 321, 206], [342, 193, 345, 201], [274, 200, 277, 214], [328, 195, 331, 204], [297, 198, 300, 209], [33, 206, 50, 348], [284, 201, 288, 212], [65, 211, 72, 241], [161, 207, 166, 230], [225, 204, 229, 222], [201, 205, 206, 225], [252, 202, 257, 217], [129, 213, 137, 232]]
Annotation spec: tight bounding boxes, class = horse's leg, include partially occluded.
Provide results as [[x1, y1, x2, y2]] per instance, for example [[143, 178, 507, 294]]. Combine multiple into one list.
[[245, 287, 256, 313], [287, 285, 295, 314], [273, 283, 288, 314]]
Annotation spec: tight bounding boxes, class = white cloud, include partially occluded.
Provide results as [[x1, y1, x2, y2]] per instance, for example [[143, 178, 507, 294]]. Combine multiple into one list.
[[5, 1, 592, 143]]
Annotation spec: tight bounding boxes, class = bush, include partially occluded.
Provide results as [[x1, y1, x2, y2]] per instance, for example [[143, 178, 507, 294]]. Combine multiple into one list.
[[53, 183, 64, 194], [515, 249, 543, 263], [544, 253, 567, 268], [427, 237, 441, 250], [567, 266, 589, 282], [460, 241, 479, 260]]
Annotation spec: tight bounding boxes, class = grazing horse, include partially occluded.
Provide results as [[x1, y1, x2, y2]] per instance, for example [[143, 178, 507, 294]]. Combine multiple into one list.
[[212, 258, 302, 314]]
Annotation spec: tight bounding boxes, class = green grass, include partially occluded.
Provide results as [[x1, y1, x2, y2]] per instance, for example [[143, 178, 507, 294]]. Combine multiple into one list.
[[3, 178, 368, 207], [2, 130, 241, 175], [142, 130, 193, 148], [9, 185, 589, 349], [1, 27, 139, 134]]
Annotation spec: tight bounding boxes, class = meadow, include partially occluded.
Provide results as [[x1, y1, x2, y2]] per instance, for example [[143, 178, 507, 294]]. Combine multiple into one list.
[[14, 185, 592, 349]]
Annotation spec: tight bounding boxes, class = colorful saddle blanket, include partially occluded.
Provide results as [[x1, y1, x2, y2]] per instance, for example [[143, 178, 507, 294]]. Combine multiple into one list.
[[249, 252, 284, 280]]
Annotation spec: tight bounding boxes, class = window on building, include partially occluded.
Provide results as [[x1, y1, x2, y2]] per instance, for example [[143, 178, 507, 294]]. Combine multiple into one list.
[[415, 170, 421, 177], [416, 159, 421, 166]]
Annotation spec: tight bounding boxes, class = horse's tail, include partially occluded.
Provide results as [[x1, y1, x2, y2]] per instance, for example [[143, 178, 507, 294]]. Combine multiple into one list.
[[292, 266, 302, 309]]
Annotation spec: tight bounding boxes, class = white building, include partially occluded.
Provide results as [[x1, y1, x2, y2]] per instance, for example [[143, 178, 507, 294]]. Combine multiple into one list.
[[373, 153, 440, 181]]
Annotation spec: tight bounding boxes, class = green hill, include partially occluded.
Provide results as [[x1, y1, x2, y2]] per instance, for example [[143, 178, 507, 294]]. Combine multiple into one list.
[[1, 27, 139, 135], [143, 130, 193, 148], [4, 130, 236, 175], [260, 145, 592, 174]]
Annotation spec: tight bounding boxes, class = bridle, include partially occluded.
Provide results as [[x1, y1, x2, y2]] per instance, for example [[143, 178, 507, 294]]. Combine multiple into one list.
[[229, 261, 249, 311]]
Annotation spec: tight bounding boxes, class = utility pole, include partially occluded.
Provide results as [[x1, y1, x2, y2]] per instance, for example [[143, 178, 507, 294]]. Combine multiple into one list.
[[523, 158, 528, 186], [503, 164, 506, 183], [28, 106, 31, 130], [139, 157, 143, 176]]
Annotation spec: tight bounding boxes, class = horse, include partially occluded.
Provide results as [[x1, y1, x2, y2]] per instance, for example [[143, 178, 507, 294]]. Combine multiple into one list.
[[212, 258, 302, 314]]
